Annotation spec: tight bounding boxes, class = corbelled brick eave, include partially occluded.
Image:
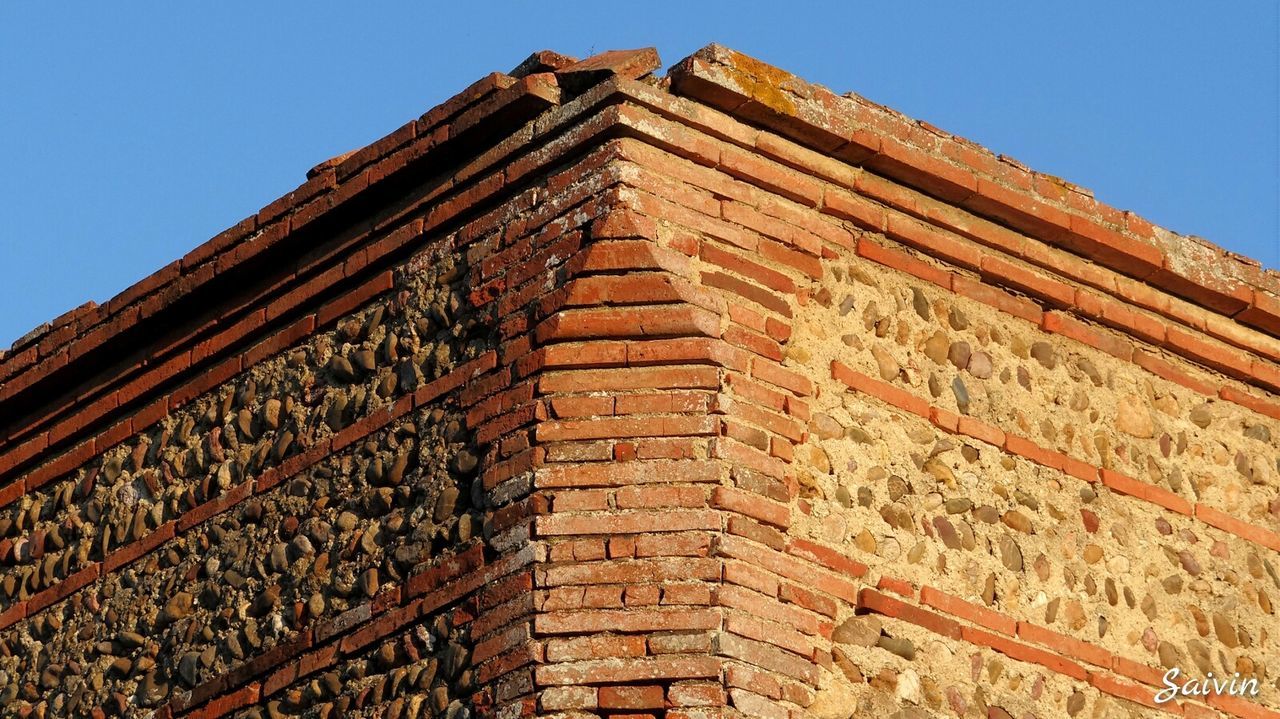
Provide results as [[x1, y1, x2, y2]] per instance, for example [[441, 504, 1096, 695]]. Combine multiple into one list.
[[667, 43, 1280, 333], [0, 50, 666, 487]]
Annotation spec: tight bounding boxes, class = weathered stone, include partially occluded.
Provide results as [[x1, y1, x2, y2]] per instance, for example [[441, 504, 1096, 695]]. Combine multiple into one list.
[[1244, 423, 1272, 442], [1213, 614, 1239, 647], [1001, 510, 1033, 534], [178, 652, 201, 687], [269, 542, 289, 573], [947, 341, 971, 370], [1178, 550, 1201, 576], [1030, 342, 1056, 369], [872, 344, 899, 381], [923, 332, 949, 364], [360, 568, 380, 598], [328, 355, 357, 383], [997, 535, 1022, 572], [966, 351, 992, 379], [972, 505, 999, 523], [877, 635, 915, 660], [834, 615, 882, 646], [1116, 395, 1155, 437], [951, 377, 970, 414], [887, 475, 908, 502], [262, 398, 281, 431], [1189, 402, 1213, 428], [932, 516, 961, 549], [117, 632, 145, 649], [854, 529, 877, 554], [911, 287, 930, 319], [1080, 508, 1099, 533], [161, 592, 194, 624]]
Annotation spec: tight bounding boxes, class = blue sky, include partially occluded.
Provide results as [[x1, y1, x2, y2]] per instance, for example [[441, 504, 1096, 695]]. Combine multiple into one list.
[[1, 3, 1276, 347]]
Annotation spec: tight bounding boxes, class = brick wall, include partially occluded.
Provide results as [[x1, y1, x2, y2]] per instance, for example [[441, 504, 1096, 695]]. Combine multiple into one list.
[[0, 45, 1277, 719]]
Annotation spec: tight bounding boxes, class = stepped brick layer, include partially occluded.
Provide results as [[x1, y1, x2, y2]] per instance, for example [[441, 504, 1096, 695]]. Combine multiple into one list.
[[0, 44, 1277, 719]]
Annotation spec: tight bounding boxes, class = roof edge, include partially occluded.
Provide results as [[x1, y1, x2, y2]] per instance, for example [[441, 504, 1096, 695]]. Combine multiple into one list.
[[667, 43, 1279, 327]]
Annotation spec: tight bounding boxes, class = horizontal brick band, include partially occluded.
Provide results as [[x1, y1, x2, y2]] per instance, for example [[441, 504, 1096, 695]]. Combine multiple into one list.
[[831, 361, 1280, 558]]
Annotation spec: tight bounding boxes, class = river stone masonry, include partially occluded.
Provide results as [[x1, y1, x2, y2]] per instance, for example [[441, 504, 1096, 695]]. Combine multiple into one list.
[[0, 45, 1276, 719]]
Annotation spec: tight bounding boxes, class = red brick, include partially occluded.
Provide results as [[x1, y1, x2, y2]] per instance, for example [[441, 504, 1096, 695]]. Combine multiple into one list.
[[535, 305, 721, 343], [1112, 655, 1167, 687], [1220, 386, 1280, 422], [667, 683, 727, 707], [186, 681, 261, 719], [787, 537, 868, 579], [593, 680, 665, 706], [886, 213, 983, 271], [963, 178, 1074, 248], [824, 186, 887, 231], [549, 273, 711, 314], [960, 625, 1087, 681], [545, 634, 646, 664], [712, 486, 790, 528], [0, 600, 25, 631], [726, 515, 786, 551], [1078, 289, 1168, 345], [104, 520, 177, 573], [534, 655, 721, 686], [1043, 311, 1134, 361], [724, 612, 815, 657], [317, 270, 394, 328], [180, 478, 258, 532], [1015, 620, 1111, 668], [1068, 215, 1163, 279], [1164, 324, 1252, 379], [535, 460, 721, 489], [857, 239, 953, 289], [717, 534, 858, 604], [831, 360, 928, 418], [778, 581, 838, 619], [535, 415, 716, 442], [957, 416, 1004, 447], [980, 254, 1074, 307], [875, 575, 916, 599], [701, 270, 791, 319], [1237, 289, 1280, 336], [28, 563, 99, 614], [1195, 504, 1280, 552], [720, 145, 822, 207], [615, 485, 707, 509], [866, 137, 979, 204], [1101, 469, 1192, 517], [1134, 350, 1217, 396], [536, 509, 720, 536], [953, 275, 1043, 325], [1088, 672, 1165, 711], [1002, 434, 1067, 472], [1205, 691, 1280, 719], [857, 588, 961, 639], [920, 586, 1015, 636], [1062, 455, 1100, 483]]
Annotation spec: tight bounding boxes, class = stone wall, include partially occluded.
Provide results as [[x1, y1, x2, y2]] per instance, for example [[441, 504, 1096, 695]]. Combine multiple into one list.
[[0, 45, 1278, 719]]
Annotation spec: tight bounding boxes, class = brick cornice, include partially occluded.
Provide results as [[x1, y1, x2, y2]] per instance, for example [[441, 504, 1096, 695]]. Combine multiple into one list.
[[666, 44, 1280, 337]]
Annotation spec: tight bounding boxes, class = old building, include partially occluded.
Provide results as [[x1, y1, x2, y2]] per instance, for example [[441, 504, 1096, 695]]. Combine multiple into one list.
[[0, 45, 1277, 719]]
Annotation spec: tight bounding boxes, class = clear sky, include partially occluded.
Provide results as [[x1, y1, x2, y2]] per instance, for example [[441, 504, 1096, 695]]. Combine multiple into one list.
[[1, 3, 1276, 348]]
